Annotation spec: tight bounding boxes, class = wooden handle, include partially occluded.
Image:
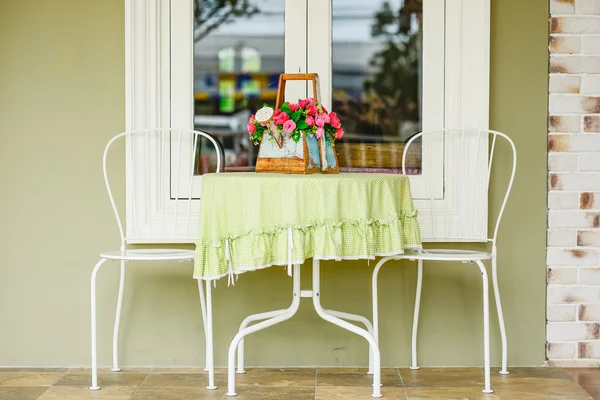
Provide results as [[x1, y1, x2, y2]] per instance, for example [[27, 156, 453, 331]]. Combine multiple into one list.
[[275, 73, 320, 109], [279, 73, 318, 80], [275, 74, 286, 110]]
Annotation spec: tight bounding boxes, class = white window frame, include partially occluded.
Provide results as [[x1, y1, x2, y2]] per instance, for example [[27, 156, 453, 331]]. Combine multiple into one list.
[[125, 0, 490, 243]]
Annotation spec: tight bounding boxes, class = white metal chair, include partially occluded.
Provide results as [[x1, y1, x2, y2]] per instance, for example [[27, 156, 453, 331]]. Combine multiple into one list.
[[89, 129, 224, 391], [372, 129, 516, 394]]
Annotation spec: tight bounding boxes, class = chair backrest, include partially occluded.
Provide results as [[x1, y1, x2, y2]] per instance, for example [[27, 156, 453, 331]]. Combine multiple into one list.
[[402, 129, 517, 245], [103, 129, 224, 247]]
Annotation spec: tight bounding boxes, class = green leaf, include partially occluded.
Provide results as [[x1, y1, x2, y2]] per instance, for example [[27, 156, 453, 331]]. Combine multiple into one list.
[[297, 120, 308, 130], [280, 102, 291, 114], [291, 110, 302, 122]]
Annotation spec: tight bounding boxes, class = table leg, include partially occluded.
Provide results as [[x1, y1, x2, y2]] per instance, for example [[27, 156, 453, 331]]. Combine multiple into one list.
[[321, 309, 374, 375], [312, 259, 382, 398], [225, 264, 302, 397], [236, 308, 290, 374], [236, 308, 373, 375], [225, 261, 382, 398]]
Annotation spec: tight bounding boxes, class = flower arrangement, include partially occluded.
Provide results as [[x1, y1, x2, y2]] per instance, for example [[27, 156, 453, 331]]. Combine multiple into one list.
[[247, 97, 344, 146]]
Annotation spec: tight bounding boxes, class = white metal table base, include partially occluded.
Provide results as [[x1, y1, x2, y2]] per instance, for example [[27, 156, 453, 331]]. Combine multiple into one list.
[[236, 309, 375, 376], [225, 260, 382, 398]]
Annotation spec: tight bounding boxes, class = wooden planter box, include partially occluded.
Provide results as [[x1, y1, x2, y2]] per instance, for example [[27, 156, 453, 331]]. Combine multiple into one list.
[[255, 73, 339, 174]]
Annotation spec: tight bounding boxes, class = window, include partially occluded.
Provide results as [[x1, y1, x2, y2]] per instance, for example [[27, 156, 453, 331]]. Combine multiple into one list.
[[125, 0, 490, 242], [332, 0, 424, 174], [192, 2, 283, 173]]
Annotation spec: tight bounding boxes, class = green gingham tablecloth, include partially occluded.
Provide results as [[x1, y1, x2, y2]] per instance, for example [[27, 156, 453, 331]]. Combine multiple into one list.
[[194, 172, 421, 280]]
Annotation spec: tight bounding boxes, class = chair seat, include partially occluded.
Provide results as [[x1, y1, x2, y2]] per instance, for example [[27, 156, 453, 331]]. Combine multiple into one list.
[[397, 248, 492, 261], [100, 248, 195, 261]]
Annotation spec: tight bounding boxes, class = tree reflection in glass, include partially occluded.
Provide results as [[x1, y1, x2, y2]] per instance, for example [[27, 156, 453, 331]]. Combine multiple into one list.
[[333, 0, 423, 174]]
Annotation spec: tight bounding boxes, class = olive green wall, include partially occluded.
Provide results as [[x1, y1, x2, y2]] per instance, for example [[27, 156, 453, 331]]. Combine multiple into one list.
[[0, 0, 547, 367]]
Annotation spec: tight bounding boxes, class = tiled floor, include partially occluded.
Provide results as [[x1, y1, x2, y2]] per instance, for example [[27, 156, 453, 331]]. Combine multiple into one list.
[[0, 367, 598, 399]]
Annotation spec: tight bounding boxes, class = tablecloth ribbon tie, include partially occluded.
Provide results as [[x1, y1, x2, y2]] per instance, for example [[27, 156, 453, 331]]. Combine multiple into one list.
[[225, 238, 234, 286]]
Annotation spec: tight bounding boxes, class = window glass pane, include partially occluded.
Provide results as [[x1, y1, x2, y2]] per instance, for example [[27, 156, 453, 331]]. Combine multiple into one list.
[[332, 0, 423, 174], [193, 0, 284, 174]]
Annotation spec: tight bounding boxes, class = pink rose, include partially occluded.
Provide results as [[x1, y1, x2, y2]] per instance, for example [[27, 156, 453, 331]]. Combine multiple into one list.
[[305, 115, 315, 126], [288, 102, 299, 112], [306, 104, 317, 116], [247, 122, 256, 134], [315, 127, 324, 139], [335, 128, 344, 139], [322, 112, 330, 124], [298, 98, 310, 108], [315, 115, 326, 127], [330, 112, 341, 128], [306, 97, 315, 104], [273, 112, 289, 125], [283, 120, 296, 133], [321, 105, 328, 114]]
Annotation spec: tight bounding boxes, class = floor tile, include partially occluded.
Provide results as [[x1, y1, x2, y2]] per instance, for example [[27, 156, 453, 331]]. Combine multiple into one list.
[[400, 368, 484, 388], [580, 384, 600, 400], [130, 386, 225, 400], [0, 368, 68, 373], [316, 367, 399, 375], [0, 372, 65, 386], [142, 372, 225, 387], [492, 378, 592, 399], [0, 386, 48, 400], [231, 386, 314, 400], [234, 371, 315, 388], [243, 368, 315, 374], [317, 371, 402, 387], [405, 387, 499, 399], [565, 368, 600, 387], [151, 368, 224, 373], [0, 366, 596, 400], [67, 368, 152, 374], [54, 372, 147, 387], [492, 367, 571, 380], [36, 385, 137, 399], [317, 386, 407, 399]]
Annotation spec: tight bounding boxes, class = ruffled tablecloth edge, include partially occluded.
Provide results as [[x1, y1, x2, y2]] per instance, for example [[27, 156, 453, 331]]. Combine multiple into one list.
[[193, 213, 421, 281]]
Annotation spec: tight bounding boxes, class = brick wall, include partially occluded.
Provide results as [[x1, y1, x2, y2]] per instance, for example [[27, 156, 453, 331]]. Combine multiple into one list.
[[547, 0, 600, 366]]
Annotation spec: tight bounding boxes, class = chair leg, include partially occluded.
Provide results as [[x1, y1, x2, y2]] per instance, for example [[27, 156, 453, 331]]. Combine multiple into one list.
[[372, 256, 395, 362], [491, 254, 509, 374], [90, 258, 110, 391], [111, 261, 126, 372], [475, 260, 493, 394], [197, 279, 209, 372], [410, 260, 423, 370], [205, 280, 217, 390]]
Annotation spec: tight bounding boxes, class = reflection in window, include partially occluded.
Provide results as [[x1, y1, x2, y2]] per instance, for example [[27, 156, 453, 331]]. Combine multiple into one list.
[[193, 0, 284, 174], [218, 47, 235, 72], [241, 47, 261, 73], [333, 0, 423, 174], [218, 80, 236, 113]]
